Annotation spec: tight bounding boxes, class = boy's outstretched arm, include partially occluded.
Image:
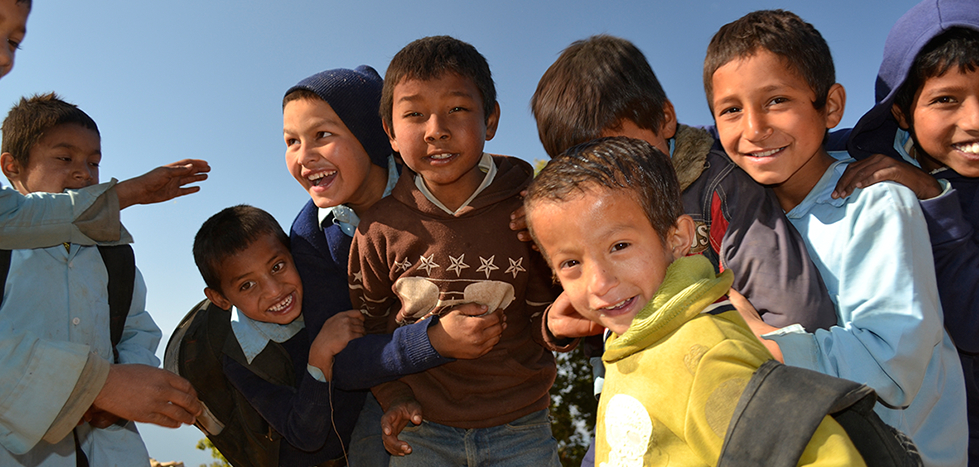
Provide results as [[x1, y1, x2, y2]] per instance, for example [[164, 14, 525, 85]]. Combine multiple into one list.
[[115, 159, 210, 208], [0, 159, 209, 249]]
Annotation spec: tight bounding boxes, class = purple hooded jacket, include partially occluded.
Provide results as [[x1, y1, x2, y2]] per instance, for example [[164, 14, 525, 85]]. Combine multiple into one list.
[[848, 0, 979, 462]]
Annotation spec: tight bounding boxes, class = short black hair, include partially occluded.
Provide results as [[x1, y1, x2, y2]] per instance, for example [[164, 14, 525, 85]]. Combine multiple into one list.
[[894, 27, 979, 126], [193, 205, 289, 292], [525, 137, 683, 249], [704, 9, 835, 112], [380, 35, 496, 136], [531, 35, 670, 158], [1, 92, 99, 167]]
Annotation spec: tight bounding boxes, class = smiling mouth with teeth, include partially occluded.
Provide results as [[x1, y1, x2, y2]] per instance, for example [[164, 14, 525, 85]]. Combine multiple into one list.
[[267, 293, 294, 313], [600, 297, 635, 313], [429, 153, 457, 160], [307, 170, 337, 186], [953, 141, 979, 155], [746, 147, 785, 158]]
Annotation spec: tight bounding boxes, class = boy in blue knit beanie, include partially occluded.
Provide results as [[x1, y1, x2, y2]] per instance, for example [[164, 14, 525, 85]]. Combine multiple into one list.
[[283, 66, 507, 464]]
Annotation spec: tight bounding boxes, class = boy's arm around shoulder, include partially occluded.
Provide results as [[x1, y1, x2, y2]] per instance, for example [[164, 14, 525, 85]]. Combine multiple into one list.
[[711, 152, 837, 332]]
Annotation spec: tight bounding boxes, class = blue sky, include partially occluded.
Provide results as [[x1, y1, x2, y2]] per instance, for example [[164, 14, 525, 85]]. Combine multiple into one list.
[[2, 0, 919, 464]]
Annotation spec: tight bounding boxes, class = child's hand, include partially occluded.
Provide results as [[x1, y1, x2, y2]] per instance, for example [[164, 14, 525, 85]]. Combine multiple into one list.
[[429, 303, 506, 359], [381, 395, 422, 456], [831, 153, 941, 200], [92, 364, 202, 428], [116, 159, 210, 209], [309, 310, 366, 378], [81, 408, 120, 429], [547, 291, 604, 339], [729, 289, 783, 363], [510, 189, 537, 248]]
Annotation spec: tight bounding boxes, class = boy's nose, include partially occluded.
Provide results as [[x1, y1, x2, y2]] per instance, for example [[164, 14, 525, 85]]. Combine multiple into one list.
[[587, 264, 617, 302], [745, 109, 772, 141], [425, 114, 449, 142], [0, 47, 13, 79]]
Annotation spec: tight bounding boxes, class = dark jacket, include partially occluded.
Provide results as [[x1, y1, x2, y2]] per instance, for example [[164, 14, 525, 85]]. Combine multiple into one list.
[[847, 0, 979, 462]]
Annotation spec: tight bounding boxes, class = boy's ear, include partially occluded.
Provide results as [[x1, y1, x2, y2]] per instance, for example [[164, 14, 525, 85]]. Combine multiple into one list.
[[484, 102, 501, 142], [823, 83, 846, 129], [382, 119, 400, 154], [659, 100, 678, 140], [668, 215, 696, 260], [204, 287, 232, 311], [1, 152, 21, 180], [890, 103, 911, 130]]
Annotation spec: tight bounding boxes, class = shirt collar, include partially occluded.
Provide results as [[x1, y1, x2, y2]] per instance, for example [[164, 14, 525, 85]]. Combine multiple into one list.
[[318, 154, 398, 236], [785, 151, 851, 218], [416, 152, 496, 216], [230, 307, 305, 364]]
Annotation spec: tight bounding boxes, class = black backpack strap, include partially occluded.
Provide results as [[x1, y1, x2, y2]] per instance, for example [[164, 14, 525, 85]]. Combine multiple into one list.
[[0, 249, 10, 299], [96, 245, 136, 354], [717, 360, 873, 467]]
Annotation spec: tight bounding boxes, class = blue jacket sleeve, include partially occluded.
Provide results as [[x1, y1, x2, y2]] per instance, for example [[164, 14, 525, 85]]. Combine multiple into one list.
[[222, 354, 338, 452], [921, 187, 979, 353], [332, 319, 451, 390]]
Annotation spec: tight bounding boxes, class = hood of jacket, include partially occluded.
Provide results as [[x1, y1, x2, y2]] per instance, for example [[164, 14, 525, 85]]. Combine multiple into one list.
[[849, 0, 979, 159], [603, 255, 733, 363]]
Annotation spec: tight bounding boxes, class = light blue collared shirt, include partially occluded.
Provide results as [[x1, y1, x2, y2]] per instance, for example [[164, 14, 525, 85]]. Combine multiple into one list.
[[318, 155, 399, 237], [0, 244, 159, 464], [763, 152, 967, 467]]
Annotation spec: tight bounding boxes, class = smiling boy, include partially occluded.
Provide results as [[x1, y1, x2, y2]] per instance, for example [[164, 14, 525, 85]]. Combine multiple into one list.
[[524, 136, 864, 467], [349, 36, 562, 465], [194, 205, 366, 466], [844, 0, 979, 461], [705, 10, 967, 467]]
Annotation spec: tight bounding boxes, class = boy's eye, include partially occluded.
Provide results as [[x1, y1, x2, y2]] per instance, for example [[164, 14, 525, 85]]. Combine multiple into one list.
[[559, 259, 580, 270], [238, 281, 255, 292], [7, 39, 20, 52], [449, 106, 467, 113], [271, 261, 285, 273], [718, 106, 741, 117], [930, 96, 957, 105], [285, 138, 298, 147], [89, 161, 100, 168], [316, 131, 332, 139], [611, 242, 629, 252], [767, 97, 789, 106]]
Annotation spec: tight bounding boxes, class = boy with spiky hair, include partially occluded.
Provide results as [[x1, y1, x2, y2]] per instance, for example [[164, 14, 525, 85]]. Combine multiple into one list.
[[840, 0, 979, 462], [525, 136, 865, 467], [705, 9, 967, 466], [350, 36, 563, 464], [531, 35, 836, 337]]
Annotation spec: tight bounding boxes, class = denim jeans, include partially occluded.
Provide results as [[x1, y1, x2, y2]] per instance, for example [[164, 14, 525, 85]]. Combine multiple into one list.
[[388, 408, 560, 467], [348, 393, 390, 467]]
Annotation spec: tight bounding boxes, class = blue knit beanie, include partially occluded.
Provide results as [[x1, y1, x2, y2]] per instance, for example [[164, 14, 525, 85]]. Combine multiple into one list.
[[285, 65, 390, 168]]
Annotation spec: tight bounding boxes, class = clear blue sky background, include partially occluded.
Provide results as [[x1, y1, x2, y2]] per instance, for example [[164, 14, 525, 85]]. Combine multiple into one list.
[[2, 0, 919, 464]]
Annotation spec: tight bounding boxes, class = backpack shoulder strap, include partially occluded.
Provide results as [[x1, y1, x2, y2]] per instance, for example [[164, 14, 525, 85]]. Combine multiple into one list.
[[97, 244, 136, 351], [717, 360, 872, 467], [0, 249, 10, 299]]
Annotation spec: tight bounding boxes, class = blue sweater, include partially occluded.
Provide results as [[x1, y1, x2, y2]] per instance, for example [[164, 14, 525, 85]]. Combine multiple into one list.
[[289, 199, 451, 391]]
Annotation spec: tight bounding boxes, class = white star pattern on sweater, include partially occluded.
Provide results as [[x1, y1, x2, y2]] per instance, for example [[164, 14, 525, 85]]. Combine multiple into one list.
[[505, 257, 525, 278], [476, 255, 499, 279], [447, 254, 470, 277], [418, 254, 440, 275]]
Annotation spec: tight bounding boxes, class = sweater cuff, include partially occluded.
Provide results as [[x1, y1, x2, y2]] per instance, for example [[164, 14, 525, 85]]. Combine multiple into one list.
[[540, 304, 580, 352], [42, 352, 111, 444], [403, 318, 449, 364], [74, 179, 132, 245], [762, 324, 820, 371]]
